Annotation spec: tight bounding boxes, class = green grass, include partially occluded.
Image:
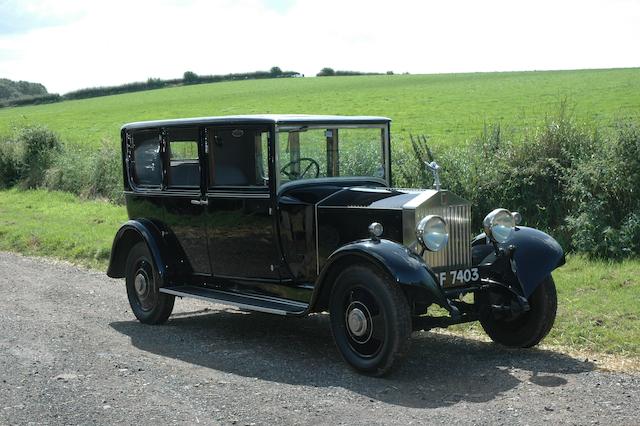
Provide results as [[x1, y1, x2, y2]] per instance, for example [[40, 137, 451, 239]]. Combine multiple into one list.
[[0, 189, 126, 269], [1, 68, 638, 150], [550, 257, 640, 357], [1, 188, 638, 360]]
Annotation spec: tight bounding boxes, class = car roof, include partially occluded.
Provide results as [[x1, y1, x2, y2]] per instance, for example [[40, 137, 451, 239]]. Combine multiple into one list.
[[121, 114, 391, 131]]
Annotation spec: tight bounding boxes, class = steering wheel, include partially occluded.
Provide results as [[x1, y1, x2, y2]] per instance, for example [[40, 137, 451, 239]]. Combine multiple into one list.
[[280, 157, 320, 180]]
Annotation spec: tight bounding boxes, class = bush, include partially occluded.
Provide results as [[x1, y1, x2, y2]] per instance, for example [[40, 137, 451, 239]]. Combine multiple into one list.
[[18, 126, 63, 188], [0, 140, 21, 187], [88, 140, 123, 202], [44, 140, 122, 203], [0, 126, 62, 188], [0, 124, 121, 202], [566, 122, 640, 258], [395, 103, 640, 260]]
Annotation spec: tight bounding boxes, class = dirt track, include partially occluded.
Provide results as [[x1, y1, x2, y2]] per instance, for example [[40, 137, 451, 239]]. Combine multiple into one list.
[[0, 251, 638, 425]]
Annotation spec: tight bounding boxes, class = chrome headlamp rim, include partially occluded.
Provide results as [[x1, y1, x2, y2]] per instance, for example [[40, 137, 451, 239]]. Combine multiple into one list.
[[416, 215, 449, 252], [483, 208, 515, 243]]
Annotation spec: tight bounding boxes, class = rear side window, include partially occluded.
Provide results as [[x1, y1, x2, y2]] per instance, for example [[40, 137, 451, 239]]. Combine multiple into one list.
[[132, 130, 162, 187], [167, 127, 200, 188]]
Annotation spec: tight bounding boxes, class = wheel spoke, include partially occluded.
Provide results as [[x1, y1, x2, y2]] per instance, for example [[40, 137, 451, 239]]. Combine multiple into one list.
[[301, 162, 313, 178]]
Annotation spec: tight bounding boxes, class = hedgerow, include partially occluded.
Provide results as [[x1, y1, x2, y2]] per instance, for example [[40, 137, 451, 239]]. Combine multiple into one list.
[[1, 105, 638, 259], [395, 103, 640, 259]]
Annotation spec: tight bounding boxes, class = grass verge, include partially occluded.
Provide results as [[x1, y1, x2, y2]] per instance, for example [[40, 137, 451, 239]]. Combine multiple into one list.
[[0, 189, 126, 269], [0, 189, 638, 363]]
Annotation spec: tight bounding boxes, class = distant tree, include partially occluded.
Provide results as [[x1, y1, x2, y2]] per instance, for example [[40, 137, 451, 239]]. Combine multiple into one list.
[[270, 66, 283, 76], [317, 67, 336, 77], [146, 78, 164, 89], [183, 71, 199, 84], [386, 71, 394, 75], [0, 78, 48, 100]]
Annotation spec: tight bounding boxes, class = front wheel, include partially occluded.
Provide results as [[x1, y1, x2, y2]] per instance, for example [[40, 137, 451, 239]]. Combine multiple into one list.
[[329, 264, 411, 376], [477, 276, 557, 348], [125, 242, 175, 324]]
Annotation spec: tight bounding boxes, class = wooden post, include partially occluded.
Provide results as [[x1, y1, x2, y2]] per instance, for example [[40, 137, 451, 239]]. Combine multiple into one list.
[[326, 129, 339, 177], [288, 132, 300, 177]]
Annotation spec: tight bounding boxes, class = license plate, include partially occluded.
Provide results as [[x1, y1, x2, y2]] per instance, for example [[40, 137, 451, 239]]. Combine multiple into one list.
[[436, 267, 479, 287]]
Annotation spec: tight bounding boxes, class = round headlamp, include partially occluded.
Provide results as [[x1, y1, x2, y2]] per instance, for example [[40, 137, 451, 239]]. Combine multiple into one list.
[[483, 208, 515, 243], [416, 215, 448, 252]]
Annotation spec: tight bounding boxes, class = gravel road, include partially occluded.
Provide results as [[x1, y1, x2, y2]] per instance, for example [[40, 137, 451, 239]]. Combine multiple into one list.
[[0, 251, 638, 425]]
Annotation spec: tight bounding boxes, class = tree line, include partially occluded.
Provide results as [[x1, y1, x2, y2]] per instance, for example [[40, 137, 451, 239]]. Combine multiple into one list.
[[0, 67, 301, 108]]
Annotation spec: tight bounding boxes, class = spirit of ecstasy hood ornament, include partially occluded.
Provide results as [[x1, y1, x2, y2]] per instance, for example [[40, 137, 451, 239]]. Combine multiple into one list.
[[425, 161, 441, 191]]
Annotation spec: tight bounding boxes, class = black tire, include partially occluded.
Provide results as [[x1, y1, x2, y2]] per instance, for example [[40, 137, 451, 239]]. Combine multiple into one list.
[[329, 264, 411, 376], [125, 242, 175, 324], [478, 276, 557, 348]]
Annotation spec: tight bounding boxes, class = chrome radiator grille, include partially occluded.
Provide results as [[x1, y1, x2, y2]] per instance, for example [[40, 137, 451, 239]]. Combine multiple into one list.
[[423, 204, 472, 269]]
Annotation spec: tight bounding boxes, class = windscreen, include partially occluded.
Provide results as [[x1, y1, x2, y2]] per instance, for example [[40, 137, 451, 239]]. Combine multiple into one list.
[[277, 126, 386, 186]]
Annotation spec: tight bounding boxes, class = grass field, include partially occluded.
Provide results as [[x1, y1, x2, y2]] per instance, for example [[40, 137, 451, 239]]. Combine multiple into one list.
[[0, 188, 638, 361], [1, 68, 639, 150]]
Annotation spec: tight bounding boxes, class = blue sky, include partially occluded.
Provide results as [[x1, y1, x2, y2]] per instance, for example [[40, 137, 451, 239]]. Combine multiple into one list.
[[0, 0, 638, 93]]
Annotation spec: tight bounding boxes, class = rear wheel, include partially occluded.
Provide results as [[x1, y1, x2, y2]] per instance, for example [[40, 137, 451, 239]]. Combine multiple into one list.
[[477, 276, 557, 348], [329, 264, 411, 376], [125, 242, 174, 324]]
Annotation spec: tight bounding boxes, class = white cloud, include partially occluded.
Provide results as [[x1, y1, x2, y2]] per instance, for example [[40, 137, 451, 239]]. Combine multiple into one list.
[[0, 0, 638, 93]]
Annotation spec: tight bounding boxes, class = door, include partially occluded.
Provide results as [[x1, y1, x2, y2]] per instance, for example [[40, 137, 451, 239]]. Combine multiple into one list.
[[161, 126, 211, 275], [204, 125, 281, 280]]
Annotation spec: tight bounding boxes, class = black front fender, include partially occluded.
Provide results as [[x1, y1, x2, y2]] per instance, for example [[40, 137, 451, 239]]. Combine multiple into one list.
[[473, 226, 565, 298], [316, 238, 454, 313]]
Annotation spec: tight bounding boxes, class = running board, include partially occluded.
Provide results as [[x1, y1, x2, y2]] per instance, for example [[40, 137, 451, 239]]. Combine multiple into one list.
[[159, 285, 308, 316]]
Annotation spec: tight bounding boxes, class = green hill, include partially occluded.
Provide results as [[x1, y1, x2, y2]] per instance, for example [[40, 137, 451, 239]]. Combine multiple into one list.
[[1, 68, 638, 149]]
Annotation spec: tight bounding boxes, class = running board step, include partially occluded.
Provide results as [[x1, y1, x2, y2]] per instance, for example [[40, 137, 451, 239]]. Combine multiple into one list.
[[159, 285, 308, 316]]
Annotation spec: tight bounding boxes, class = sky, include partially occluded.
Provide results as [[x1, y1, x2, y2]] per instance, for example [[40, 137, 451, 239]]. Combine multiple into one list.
[[0, 0, 638, 94]]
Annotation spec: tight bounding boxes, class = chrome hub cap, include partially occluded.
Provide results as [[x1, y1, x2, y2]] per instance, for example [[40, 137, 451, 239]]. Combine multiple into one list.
[[347, 308, 368, 337], [134, 272, 148, 296], [343, 288, 384, 359]]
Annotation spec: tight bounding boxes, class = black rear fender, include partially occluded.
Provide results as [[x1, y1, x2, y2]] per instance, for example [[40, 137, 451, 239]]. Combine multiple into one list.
[[106, 219, 180, 282]]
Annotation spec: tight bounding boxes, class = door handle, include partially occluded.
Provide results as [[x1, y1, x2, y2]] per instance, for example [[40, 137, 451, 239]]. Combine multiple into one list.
[[190, 199, 208, 206]]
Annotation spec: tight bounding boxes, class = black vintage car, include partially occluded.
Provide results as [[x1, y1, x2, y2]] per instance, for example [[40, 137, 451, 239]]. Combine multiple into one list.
[[107, 114, 564, 375]]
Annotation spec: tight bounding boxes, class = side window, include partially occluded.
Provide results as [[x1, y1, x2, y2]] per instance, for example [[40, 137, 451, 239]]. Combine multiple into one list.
[[131, 130, 162, 187], [167, 127, 200, 188], [209, 127, 269, 187]]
